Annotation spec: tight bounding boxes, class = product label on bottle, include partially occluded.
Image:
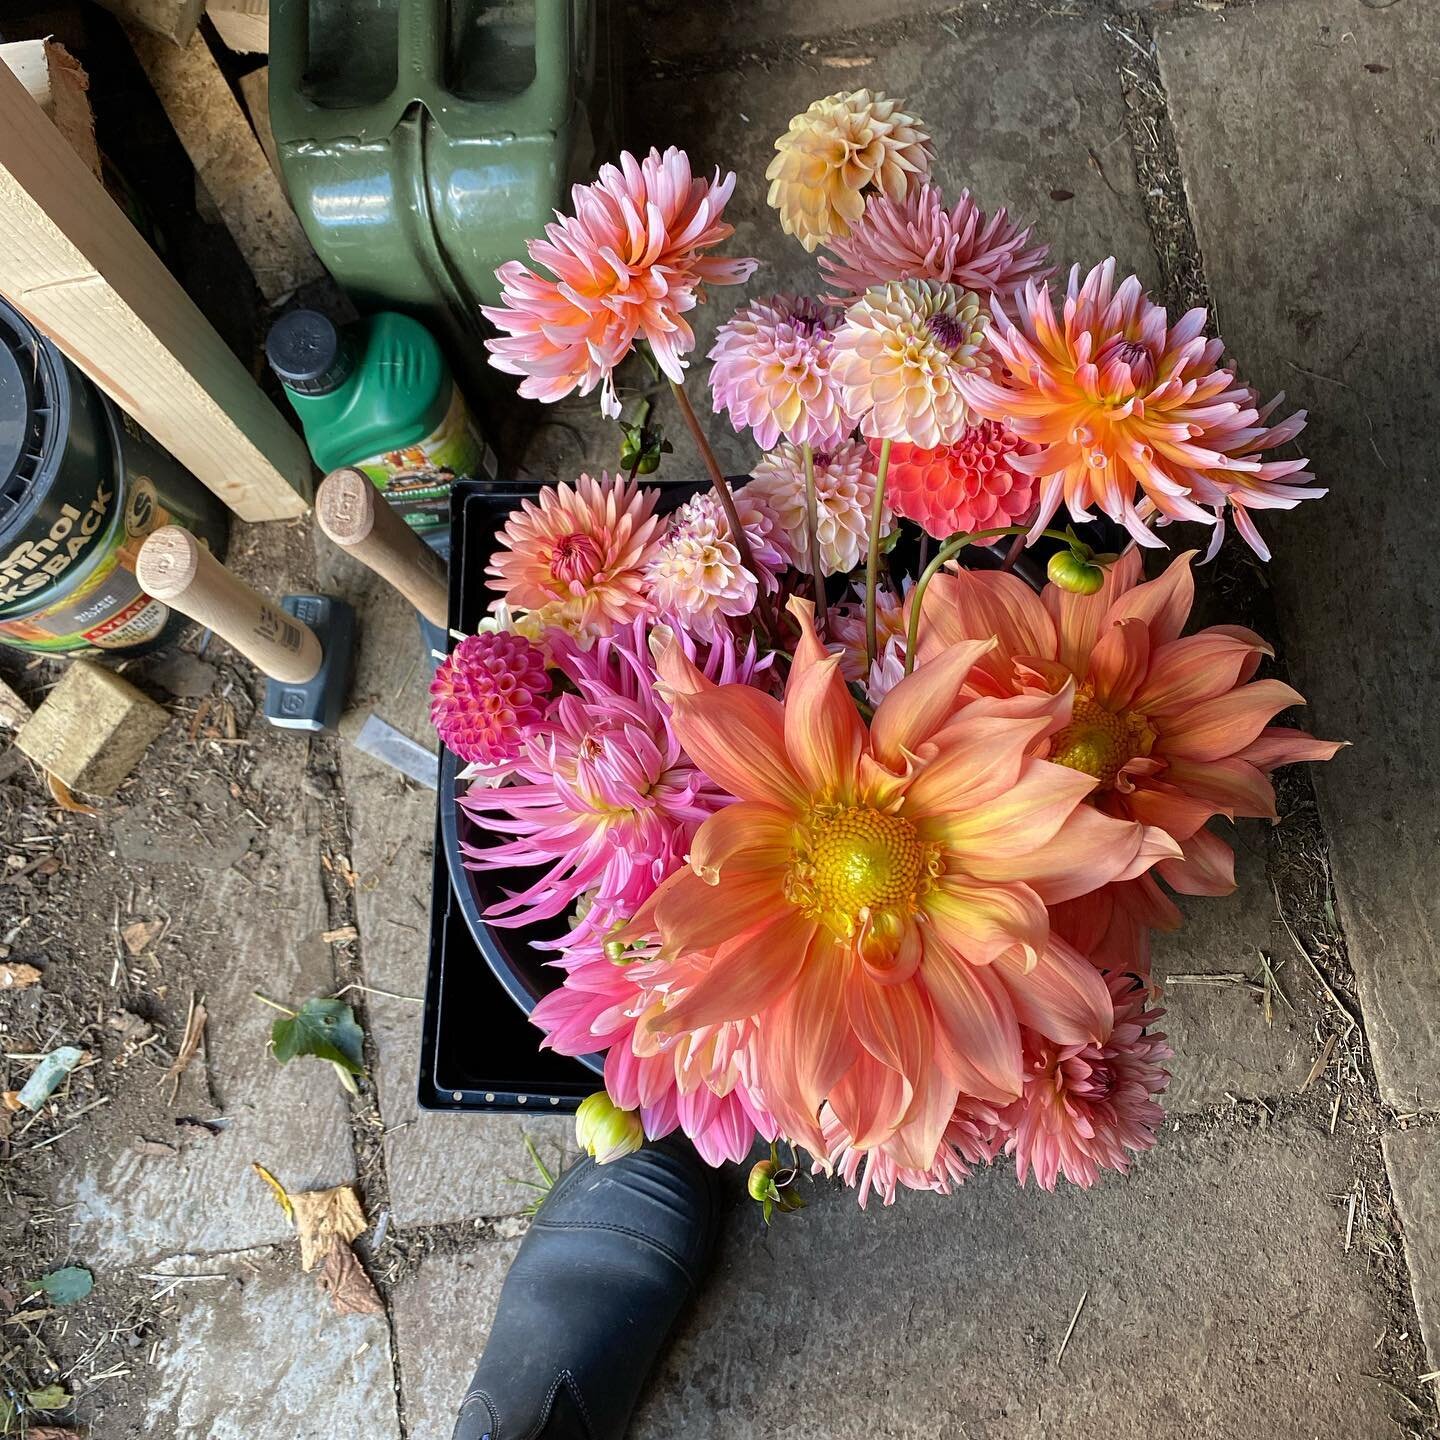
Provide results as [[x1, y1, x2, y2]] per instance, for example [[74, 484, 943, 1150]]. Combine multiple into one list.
[[0, 475, 174, 654], [353, 384, 497, 531]]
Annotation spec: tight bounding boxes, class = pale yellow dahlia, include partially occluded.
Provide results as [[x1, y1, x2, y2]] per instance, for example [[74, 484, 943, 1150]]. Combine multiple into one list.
[[741, 439, 887, 577], [766, 90, 933, 252], [831, 281, 989, 448]]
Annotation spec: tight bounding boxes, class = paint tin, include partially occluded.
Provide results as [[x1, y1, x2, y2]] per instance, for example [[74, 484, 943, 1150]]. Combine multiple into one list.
[[0, 297, 229, 656]]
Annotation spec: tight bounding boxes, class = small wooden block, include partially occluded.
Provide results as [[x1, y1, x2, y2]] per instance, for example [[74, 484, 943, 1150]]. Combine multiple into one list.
[[15, 659, 169, 797], [0, 41, 101, 180], [208, 0, 269, 54], [0, 675, 31, 731], [96, 0, 205, 45]]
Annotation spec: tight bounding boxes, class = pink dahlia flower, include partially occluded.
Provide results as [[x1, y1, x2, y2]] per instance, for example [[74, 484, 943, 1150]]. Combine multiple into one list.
[[643, 489, 785, 641], [818, 1095, 1005, 1208], [961, 259, 1319, 550], [459, 621, 769, 944], [877, 422, 1038, 541], [1002, 967, 1171, 1190], [483, 147, 758, 417], [741, 438, 884, 577], [707, 295, 853, 451], [486, 472, 662, 644], [429, 631, 550, 766], [820, 184, 1052, 305]]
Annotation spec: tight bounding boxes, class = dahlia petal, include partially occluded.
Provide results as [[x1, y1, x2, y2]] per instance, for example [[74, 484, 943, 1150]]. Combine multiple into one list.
[[924, 568, 1057, 671], [1155, 823, 1236, 896], [1235, 726, 1347, 773], [1123, 781, 1222, 842], [925, 875, 1049, 967], [1105, 550, 1196, 647], [671, 686, 807, 806], [901, 713, 1061, 820], [1043, 548, 1144, 674], [1086, 618, 1150, 711], [689, 801, 797, 881], [918, 938, 1024, 1102], [828, 1050, 912, 1154], [869, 637, 997, 768], [1133, 629, 1273, 715], [784, 651, 865, 797], [1158, 678, 1306, 762], [1159, 756, 1278, 822], [1010, 806, 1181, 905], [655, 865, 791, 955], [935, 758, 1098, 867], [995, 937, 1114, 1045]]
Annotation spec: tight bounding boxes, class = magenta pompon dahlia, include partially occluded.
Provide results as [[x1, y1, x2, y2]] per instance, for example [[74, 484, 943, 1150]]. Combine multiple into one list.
[[429, 631, 551, 766]]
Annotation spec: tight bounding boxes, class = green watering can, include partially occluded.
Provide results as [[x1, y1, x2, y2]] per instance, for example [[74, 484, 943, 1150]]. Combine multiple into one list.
[[269, 0, 616, 390]]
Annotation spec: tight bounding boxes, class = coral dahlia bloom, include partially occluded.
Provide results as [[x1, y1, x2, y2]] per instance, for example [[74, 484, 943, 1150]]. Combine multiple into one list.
[[644, 489, 785, 641], [879, 422, 1039, 541], [487, 472, 662, 644], [821, 183, 1052, 304], [742, 439, 884, 577], [767, 90, 933, 252], [430, 631, 551, 766], [482, 147, 757, 416], [708, 295, 853, 451], [917, 549, 1344, 920], [459, 622, 767, 945], [962, 259, 1317, 549], [618, 597, 1177, 1162], [1002, 969, 1171, 1189], [832, 281, 989, 448]]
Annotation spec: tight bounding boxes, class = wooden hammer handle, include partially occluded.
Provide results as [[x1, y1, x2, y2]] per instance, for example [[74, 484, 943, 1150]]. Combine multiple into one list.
[[136, 527, 323, 685], [314, 468, 450, 630]]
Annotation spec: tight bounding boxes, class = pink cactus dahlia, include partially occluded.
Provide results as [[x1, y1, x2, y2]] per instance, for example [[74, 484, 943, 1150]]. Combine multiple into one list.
[[1002, 967, 1171, 1189], [708, 295, 853, 452], [878, 422, 1039, 541], [429, 631, 551, 766], [741, 439, 884, 577], [483, 147, 757, 417], [459, 622, 768, 945], [486, 473, 662, 645], [961, 259, 1318, 550], [821, 183, 1052, 304]]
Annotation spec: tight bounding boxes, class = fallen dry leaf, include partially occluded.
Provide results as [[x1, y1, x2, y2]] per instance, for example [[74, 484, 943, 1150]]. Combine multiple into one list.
[[106, 1010, 154, 1045], [0, 962, 42, 990], [320, 925, 358, 945], [47, 773, 97, 814], [121, 918, 163, 956], [252, 1162, 295, 1222], [164, 992, 207, 1104], [2, 1091, 22, 1112], [317, 1243, 383, 1316], [292, 1184, 367, 1272]]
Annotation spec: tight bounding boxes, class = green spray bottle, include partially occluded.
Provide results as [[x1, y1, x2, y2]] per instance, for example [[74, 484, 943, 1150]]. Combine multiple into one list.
[[266, 309, 496, 533]]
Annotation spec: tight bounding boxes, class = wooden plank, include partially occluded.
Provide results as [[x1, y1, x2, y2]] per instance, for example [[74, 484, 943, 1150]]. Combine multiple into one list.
[[237, 65, 280, 179], [0, 60, 312, 522], [129, 30, 322, 304], [0, 40, 102, 180], [208, 0, 268, 54], [94, 0, 204, 45]]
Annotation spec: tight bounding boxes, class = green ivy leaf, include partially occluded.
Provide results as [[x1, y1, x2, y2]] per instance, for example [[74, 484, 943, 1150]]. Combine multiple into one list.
[[33, 1266, 93, 1306], [25, 1385, 72, 1411], [270, 998, 366, 1077]]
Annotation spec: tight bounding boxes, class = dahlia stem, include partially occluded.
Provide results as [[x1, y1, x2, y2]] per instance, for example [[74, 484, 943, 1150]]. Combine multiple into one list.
[[801, 442, 828, 631], [864, 437, 893, 671], [902, 525, 1075, 677], [666, 377, 778, 637]]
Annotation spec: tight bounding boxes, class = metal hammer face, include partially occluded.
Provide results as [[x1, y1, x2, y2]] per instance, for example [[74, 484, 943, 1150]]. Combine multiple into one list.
[[263, 595, 356, 733]]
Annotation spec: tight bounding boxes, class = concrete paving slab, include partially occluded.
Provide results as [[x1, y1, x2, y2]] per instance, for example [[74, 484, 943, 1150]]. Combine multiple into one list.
[[1383, 1128, 1440, 1372], [66, 765, 357, 1264], [629, 11, 1157, 475], [639, 0, 949, 57], [317, 548, 578, 1225], [389, 1122, 1399, 1440], [390, 1238, 521, 1440], [1154, 821, 1314, 1112], [142, 1249, 400, 1439], [1155, 0, 1440, 1108]]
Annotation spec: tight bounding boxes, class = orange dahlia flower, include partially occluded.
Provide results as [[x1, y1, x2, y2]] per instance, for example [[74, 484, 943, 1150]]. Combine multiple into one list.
[[619, 598, 1176, 1163], [961, 259, 1317, 551], [917, 550, 1343, 947]]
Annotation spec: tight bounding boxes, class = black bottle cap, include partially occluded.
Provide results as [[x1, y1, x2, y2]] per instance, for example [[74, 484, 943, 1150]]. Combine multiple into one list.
[[265, 310, 354, 396]]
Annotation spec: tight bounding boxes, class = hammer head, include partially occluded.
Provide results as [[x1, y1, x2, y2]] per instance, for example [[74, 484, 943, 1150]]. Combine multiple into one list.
[[262, 595, 356, 732]]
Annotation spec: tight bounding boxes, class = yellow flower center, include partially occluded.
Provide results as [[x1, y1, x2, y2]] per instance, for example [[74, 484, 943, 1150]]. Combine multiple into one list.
[[786, 804, 940, 934], [1050, 689, 1155, 789]]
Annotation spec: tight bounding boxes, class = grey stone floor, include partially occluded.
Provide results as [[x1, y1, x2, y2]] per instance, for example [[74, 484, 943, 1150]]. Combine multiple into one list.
[[56, 1, 1440, 1436]]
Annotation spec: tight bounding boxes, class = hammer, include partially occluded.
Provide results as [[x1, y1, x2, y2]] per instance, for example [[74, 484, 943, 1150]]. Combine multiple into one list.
[[314, 467, 451, 657], [135, 528, 356, 732]]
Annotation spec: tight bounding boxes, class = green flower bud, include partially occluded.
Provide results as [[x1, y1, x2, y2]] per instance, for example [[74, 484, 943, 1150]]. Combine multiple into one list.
[[748, 1158, 780, 1203], [575, 1092, 644, 1165], [1047, 548, 1106, 595]]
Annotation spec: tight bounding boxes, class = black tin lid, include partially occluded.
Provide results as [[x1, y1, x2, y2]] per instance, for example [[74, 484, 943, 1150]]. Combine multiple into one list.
[[0, 298, 67, 553], [265, 309, 354, 396]]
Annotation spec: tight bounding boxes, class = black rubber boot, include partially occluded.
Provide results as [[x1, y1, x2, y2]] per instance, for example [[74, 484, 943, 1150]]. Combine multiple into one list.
[[451, 1138, 723, 1440]]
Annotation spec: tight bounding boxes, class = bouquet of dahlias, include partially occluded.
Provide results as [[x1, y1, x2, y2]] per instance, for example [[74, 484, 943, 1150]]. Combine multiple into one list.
[[431, 95, 1340, 1208]]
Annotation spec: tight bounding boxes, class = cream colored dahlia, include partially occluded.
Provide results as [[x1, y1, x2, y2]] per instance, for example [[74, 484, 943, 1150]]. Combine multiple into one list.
[[486, 472, 662, 642], [831, 280, 989, 448], [766, 90, 933, 252], [741, 438, 886, 577]]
